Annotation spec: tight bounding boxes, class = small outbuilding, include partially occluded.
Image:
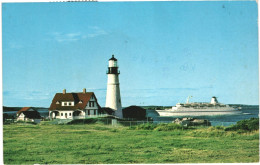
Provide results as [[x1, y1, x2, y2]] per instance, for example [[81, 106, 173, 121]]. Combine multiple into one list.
[[122, 106, 146, 119], [17, 107, 41, 122]]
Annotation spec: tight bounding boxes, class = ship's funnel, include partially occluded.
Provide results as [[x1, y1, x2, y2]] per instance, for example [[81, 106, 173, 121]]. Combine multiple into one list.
[[210, 96, 218, 104]]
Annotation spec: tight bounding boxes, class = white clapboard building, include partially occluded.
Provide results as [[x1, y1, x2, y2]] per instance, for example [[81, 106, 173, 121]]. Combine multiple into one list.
[[49, 88, 101, 119]]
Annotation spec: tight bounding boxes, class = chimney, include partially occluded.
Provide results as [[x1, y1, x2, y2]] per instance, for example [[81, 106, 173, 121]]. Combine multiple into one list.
[[63, 89, 66, 94], [83, 88, 86, 94]]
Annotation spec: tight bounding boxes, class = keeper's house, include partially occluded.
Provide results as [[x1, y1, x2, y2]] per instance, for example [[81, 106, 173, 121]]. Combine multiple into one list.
[[49, 88, 101, 119]]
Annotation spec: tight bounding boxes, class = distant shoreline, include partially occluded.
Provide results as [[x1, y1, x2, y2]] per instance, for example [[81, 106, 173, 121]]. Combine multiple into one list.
[[3, 105, 259, 112], [3, 106, 49, 112]]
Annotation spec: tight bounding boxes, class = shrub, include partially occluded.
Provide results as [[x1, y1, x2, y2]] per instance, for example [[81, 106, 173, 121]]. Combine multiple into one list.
[[247, 118, 259, 130], [225, 118, 259, 132]]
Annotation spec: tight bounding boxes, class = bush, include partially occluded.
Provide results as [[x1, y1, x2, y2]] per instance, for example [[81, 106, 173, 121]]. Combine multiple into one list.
[[247, 118, 259, 130], [225, 118, 259, 132]]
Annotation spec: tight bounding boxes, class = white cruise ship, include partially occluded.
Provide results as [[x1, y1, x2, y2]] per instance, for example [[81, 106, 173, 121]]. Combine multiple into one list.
[[156, 96, 242, 116]]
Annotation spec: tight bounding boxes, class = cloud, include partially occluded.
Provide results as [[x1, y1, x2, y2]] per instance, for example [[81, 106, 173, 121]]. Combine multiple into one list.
[[50, 26, 108, 42], [51, 32, 82, 42], [83, 26, 108, 38]]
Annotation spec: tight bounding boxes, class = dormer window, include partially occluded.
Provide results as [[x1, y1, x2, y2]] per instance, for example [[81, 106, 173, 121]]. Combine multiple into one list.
[[61, 101, 74, 106], [56, 101, 60, 104], [79, 100, 83, 104]]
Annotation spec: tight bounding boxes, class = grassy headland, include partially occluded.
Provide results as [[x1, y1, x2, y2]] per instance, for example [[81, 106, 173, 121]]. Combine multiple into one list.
[[3, 120, 259, 164]]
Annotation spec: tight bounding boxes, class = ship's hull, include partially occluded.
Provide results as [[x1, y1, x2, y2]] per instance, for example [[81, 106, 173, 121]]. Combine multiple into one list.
[[156, 107, 242, 116]]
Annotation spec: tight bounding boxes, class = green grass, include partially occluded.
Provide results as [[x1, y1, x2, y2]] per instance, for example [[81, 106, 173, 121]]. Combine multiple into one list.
[[3, 123, 259, 164]]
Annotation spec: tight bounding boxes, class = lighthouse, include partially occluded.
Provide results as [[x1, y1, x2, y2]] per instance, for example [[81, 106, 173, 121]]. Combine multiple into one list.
[[105, 55, 123, 118]]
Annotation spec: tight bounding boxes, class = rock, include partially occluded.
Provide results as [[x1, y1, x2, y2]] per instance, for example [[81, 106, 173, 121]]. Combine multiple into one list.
[[173, 118, 211, 126], [180, 120, 191, 127], [173, 118, 181, 124], [173, 118, 191, 126], [182, 117, 193, 121], [192, 119, 211, 126]]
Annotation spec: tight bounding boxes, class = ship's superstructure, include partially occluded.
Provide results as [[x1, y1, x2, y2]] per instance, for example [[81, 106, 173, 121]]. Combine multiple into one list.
[[210, 96, 218, 104], [105, 55, 123, 118], [156, 96, 241, 116]]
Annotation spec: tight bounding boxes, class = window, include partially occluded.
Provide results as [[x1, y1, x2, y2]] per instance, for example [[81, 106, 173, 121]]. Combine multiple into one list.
[[61, 113, 63, 116], [88, 110, 90, 115], [114, 61, 117, 67], [64, 102, 67, 106], [89, 101, 95, 107], [69, 113, 71, 116], [94, 110, 96, 115], [56, 101, 60, 104], [69, 102, 71, 106]]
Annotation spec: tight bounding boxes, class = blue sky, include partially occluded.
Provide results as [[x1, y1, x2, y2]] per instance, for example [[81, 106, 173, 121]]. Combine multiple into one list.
[[2, 1, 259, 107]]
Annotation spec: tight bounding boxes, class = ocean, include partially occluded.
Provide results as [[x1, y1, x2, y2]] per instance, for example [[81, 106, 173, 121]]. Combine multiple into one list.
[[146, 106, 259, 126]]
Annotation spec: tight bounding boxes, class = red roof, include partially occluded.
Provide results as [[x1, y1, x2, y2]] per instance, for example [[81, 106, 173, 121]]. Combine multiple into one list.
[[17, 107, 35, 115], [49, 92, 98, 111]]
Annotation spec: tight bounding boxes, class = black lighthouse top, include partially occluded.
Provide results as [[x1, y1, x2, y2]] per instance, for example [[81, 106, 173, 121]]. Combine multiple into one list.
[[109, 55, 117, 61]]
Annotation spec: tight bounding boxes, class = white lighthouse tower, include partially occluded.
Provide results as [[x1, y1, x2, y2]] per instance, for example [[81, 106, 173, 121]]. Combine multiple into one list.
[[105, 55, 123, 118]]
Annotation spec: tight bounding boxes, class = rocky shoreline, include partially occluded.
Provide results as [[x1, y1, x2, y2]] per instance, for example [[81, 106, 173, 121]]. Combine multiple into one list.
[[173, 117, 211, 126]]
